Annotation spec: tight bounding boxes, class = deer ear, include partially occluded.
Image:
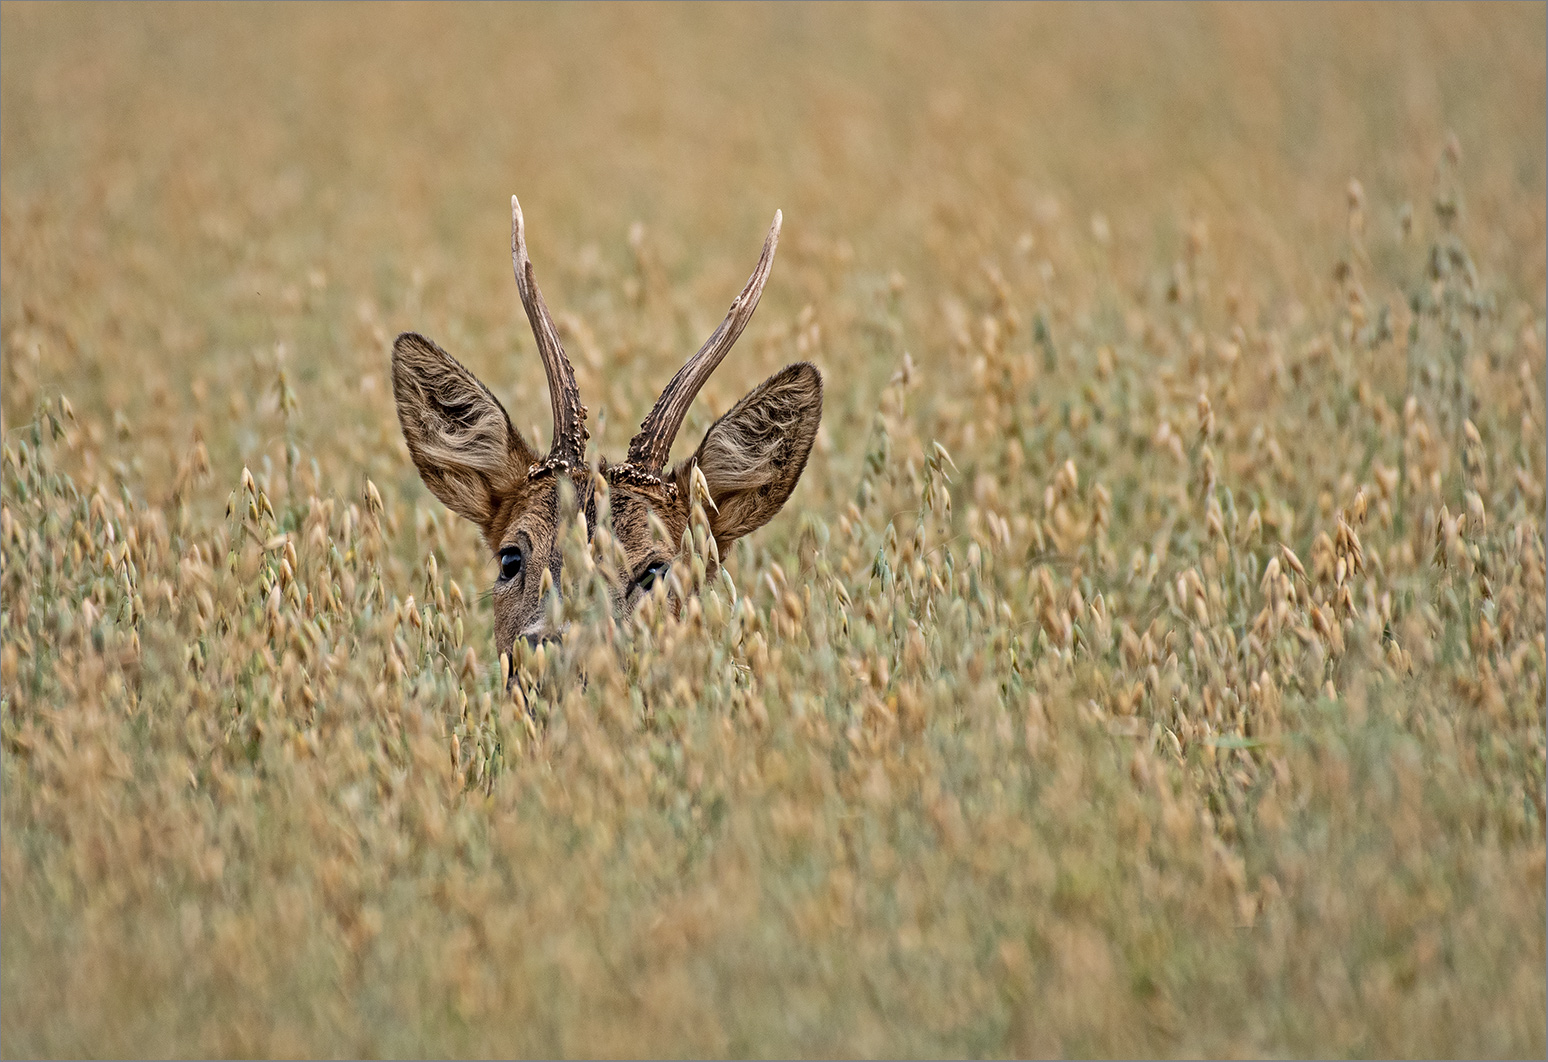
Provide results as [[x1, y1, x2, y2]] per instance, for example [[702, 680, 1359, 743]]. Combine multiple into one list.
[[392, 332, 533, 529], [682, 362, 822, 545]]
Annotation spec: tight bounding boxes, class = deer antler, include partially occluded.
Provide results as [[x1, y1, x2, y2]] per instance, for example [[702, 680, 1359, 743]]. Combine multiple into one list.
[[512, 194, 589, 477], [620, 210, 782, 481]]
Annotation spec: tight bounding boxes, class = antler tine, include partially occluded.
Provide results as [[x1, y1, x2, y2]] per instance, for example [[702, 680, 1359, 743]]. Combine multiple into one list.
[[511, 194, 588, 476], [624, 210, 782, 474]]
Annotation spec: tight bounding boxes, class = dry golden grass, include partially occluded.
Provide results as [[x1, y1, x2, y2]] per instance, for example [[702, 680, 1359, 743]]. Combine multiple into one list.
[[2, 2, 1545, 1056]]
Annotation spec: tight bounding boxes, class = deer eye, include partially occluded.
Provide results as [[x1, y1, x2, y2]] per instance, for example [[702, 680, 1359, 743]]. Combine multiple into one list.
[[634, 561, 670, 593], [498, 546, 524, 583]]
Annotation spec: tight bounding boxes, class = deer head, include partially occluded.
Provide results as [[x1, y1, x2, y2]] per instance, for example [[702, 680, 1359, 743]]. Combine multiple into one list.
[[392, 196, 822, 657]]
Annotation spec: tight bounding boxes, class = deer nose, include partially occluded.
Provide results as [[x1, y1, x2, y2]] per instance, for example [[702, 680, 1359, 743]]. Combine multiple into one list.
[[505, 631, 563, 690]]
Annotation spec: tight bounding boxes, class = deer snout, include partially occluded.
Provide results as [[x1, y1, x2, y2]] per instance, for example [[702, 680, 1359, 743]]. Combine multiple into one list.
[[503, 627, 567, 690]]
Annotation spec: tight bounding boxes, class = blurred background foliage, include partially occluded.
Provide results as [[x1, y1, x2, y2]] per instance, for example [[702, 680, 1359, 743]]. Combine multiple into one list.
[[1, 2, 1544, 1056]]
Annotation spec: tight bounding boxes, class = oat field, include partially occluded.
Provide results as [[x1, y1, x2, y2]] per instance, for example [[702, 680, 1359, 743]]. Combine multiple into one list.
[[2, 3, 1545, 1056]]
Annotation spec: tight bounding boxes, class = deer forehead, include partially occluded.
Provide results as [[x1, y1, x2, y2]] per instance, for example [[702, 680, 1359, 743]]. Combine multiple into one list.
[[609, 487, 686, 553], [482, 476, 684, 557], [484, 479, 556, 553]]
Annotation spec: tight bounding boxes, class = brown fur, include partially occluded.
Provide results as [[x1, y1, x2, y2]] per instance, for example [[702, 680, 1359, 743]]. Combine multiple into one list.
[[393, 332, 568, 654], [391, 280, 821, 660], [677, 362, 823, 543]]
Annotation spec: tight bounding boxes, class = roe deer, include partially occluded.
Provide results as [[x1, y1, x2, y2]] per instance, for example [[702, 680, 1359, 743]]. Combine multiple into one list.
[[392, 197, 822, 657]]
